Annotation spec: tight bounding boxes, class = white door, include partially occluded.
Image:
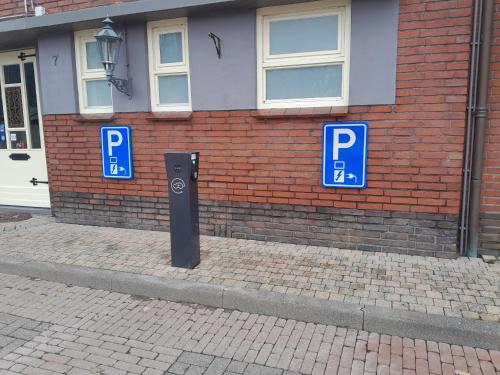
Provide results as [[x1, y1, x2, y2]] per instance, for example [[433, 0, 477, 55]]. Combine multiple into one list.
[[0, 50, 50, 208]]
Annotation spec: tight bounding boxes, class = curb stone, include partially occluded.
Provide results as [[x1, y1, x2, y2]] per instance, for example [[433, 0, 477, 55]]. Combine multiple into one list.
[[0, 256, 498, 350]]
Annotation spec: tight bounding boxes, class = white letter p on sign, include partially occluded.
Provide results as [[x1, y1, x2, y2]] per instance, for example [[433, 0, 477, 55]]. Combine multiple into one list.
[[107, 130, 123, 156], [333, 129, 356, 160]]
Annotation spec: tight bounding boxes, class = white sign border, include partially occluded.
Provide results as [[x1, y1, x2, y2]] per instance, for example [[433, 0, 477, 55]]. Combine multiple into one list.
[[100, 125, 134, 180], [322, 122, 368, 189]]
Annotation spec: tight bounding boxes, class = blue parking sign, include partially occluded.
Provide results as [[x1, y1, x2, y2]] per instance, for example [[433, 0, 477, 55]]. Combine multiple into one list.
[[101, 126, 133, 179], [322, 122, 368, 189]]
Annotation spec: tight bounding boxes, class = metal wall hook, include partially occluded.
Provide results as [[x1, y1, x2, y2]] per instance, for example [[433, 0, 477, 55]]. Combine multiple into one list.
[[18, 52, 36, 61], [208, 33, 222, 59]]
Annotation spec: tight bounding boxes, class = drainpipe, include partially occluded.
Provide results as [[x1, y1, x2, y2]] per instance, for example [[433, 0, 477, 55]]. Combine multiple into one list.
[[460, 0, 482, 256], [0, 0, 31, 20], [466, 0, 494, 257]]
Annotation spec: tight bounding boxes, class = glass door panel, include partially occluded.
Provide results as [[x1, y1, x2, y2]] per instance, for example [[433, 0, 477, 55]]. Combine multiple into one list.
[[3, 65, 21, 84], [9, 130, 28, 149], [24, 62, 41, 149], [5, 86, 25, 128], [0, 78, 5, 149], [0, 58, 43, 151]]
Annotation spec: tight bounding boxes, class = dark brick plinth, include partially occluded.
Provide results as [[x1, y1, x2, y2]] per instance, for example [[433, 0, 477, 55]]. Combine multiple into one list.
[[50, 191, 459, 258]]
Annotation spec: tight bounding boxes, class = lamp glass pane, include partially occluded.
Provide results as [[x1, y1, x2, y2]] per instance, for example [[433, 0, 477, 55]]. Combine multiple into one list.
[[266, 65, 342, 100], [86, 79, 112, 107], [108, 38, 121, 64], [158, 75, 189, 104], [86, 41, 102, 70], [159, 32, 183, 64], [269, 15, 338, 55]]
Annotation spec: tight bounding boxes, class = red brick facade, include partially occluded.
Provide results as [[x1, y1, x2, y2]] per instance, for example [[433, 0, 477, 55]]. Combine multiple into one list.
[[0, 0, 134, 18], [43, 0, 473, 217]]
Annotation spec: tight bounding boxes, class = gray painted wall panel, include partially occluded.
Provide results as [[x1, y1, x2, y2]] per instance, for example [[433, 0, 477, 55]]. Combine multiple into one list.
[[349, 0, 398, 105], [36, 0, 399, 115], [189, 9, 257, 111], [113, 23, 150, 113], [37, 33, 78, 115]]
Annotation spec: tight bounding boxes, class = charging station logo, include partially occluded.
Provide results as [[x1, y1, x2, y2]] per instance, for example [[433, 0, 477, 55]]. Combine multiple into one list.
[[171, 178, 186, 194]]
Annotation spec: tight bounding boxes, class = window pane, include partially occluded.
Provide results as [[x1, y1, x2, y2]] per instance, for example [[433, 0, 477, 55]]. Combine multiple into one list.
[[86, 80, 112, 107], [269, 15, 338, 55], [24, 63, 41, 149], [266, 65, 342, 100], [9, 130, 27, 149], [86, 41, 102, 70], [158, 75, 189, 104], [4, 65, 21, 84], [159, 32, 183, 64]]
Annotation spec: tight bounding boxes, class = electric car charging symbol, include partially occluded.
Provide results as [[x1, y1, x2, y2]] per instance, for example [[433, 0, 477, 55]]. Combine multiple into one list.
[[171, 178, 186, 194]]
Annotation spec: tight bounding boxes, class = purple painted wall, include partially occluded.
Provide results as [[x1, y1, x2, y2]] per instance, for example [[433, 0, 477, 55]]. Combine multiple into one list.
[[37, 0, 399, 114], [37, 33, 78, 115], [188, 9, 257, 111], [113, 22, 151, 113], [349, 0, 398, 105]]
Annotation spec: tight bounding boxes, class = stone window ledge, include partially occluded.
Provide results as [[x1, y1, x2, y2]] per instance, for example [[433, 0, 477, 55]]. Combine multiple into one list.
[[74, 114, 115, 123], [254, 106, 348, 119], [146, 112, 193, 121]]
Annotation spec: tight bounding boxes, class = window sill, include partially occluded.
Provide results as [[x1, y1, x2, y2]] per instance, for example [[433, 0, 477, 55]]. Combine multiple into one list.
[[74, 114, 115, 123], [254, 106, 348, 119], [146, 112, 193, 121]]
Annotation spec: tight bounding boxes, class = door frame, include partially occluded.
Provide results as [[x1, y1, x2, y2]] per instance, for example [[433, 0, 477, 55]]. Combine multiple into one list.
[[0, 48, 50, 208]]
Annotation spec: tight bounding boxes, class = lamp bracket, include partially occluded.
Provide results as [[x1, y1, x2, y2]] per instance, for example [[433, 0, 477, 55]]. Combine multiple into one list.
[[208, 33, 222, 59], [108, 76, 131, 97]]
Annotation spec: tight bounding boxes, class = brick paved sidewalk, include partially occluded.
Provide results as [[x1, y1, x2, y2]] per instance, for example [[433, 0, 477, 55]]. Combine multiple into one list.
[[0, 273, 499, 375], [0, 215, 499, 322]]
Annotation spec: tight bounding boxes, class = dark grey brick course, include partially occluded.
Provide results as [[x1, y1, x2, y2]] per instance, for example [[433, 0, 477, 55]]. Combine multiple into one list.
[[50, 191, 459, 257]]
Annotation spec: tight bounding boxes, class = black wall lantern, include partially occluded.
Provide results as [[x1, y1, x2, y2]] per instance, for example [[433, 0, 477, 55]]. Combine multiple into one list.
[[95, 17, 131, 97]]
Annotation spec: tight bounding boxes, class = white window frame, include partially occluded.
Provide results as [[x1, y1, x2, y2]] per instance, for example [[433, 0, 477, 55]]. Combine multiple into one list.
[[256, 0, 351, 109], [74, 30, 113, 114], [147, 18, 192, 112]]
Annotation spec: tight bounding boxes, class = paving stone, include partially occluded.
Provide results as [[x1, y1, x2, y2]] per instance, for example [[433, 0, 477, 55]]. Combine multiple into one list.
[[0, 215, 498, 322], [0, 272, 497, 375]]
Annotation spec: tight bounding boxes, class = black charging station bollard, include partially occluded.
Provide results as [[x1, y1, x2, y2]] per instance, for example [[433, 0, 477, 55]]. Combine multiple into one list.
[[165, 152, 200, 269]]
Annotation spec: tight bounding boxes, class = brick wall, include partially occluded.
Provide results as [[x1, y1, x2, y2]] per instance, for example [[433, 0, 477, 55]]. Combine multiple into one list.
[[0, 0, 135, 18], [41, 0, 475, 256], [51, 192, 458, 257], [479, 0, 500, 254], [44, 109, 465, 215]]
